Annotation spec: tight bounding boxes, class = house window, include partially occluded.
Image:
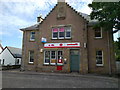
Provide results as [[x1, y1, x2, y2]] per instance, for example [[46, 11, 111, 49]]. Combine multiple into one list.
[[30, 31, 35, 41], [44, 51, 63, 65], [59, 27, 65, 39], [15, 59, 19, 65], [52, 28, 58, 39], [52, 26, 71, 39], [65, 27, 71, 38], [3, 59, 5, 65], [96, 50, 103, 66], [95, 28, 102, 38], [29, 51, 34, 63]]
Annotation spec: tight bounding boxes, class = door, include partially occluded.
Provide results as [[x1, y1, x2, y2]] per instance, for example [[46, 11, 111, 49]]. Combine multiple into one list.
[[70, 49, 80, 72]]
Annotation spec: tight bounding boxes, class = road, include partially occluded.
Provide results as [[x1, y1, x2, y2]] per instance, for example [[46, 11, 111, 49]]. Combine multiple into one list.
[[2, 71, 119, 88]]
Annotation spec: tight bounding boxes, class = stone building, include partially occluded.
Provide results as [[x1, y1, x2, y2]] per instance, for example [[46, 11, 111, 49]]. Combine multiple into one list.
[[20, 1, 116, 74]]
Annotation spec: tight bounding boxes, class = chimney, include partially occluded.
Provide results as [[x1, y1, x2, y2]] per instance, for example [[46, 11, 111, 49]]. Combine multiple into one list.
[[37, 14, 43, 23], [57, 0, 65, 3]]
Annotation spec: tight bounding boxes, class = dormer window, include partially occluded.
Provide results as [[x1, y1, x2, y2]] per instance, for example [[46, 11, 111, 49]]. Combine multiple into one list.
[[95, 28, 102, 38], [30, 31, 35, 41]]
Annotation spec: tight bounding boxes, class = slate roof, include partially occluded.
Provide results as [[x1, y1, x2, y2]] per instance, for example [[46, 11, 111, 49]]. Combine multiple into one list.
[[20, 2, 98, 31], [7, 46, 22, 58], [20, 23, 39, 31]]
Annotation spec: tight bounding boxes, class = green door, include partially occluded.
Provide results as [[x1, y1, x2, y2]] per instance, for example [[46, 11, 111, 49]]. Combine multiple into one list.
[[70, 49, 80, 72]]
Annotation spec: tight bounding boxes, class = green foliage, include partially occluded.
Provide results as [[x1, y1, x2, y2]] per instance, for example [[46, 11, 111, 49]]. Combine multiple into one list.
[[114, 37, 120, 61], [88, 2, 120, 33]]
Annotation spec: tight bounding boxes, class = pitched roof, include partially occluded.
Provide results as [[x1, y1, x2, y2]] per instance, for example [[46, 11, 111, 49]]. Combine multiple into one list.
[[20, 2, 98, 31], [7, 46, 22, 58], [20, 23, 39, 31], [0, 44, 3, 50]]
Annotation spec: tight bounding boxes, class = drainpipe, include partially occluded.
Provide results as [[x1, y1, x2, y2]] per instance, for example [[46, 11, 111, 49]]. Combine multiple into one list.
[[107, 30, 111, 75]]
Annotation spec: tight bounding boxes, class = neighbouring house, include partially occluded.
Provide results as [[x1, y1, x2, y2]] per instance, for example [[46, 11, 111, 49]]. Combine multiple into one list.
[[0, 46, 22, 66], [20, 0, 116, 74]]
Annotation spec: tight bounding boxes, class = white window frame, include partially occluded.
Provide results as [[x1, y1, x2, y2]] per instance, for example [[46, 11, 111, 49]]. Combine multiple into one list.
[[29, 51, 34, 64], [95, 28, 102, 39], [96, 50, 104, 66], [50, 51, 56, 65], [58, 28, 65, 39], [44, 51, 50, 65], [65, 27, 71, 39], [30, 31, 35, 41], [52, 28, 58, 39]]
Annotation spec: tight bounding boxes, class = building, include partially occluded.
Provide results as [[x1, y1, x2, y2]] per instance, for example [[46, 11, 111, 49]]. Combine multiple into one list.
[[0, 44, 3, 53], [20, 1, 116, 74], [0, 46, 22, 66]]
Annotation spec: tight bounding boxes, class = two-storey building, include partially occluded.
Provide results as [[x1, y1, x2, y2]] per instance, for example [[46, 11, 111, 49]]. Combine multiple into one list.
[[20, 1, 116, 74]]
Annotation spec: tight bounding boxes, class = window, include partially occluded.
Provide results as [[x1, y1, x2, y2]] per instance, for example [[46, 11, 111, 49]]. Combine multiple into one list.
[[29, 51, 34, 63], [52, 28, 58, 39], [3, 59, 5, 65], [96, 50, 103, 66], [59, 27, 65, 39], [52, 26, 71, 39], [30, 31, 35, 41], [15, 59, 19, 65], [65, 27, 71, 38], [95, 28, 102, 38], [44, 51, 50, 65], [44, 51, 63, 65], [50, 51, 56, 65]]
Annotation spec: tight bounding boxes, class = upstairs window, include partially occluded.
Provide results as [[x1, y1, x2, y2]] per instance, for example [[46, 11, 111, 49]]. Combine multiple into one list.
[[30, 31, 35, 41], [29, 50, 34, 64], [95, 28, 102, 38], [65, 27, 71, 38], [52, 26, 71, 39], [52, 28, 58, 39], [59, 27, 65, 39], [96, 50, 103, 66]]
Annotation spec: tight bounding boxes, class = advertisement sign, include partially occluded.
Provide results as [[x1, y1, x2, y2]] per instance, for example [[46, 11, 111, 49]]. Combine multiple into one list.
[[44, 42, 80, 48]]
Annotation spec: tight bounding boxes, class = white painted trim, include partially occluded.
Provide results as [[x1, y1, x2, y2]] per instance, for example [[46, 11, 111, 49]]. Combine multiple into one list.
[[44, 51, 50, 65], [30, 31, 35, 41], [28, 51, 34, 64], [65, 27, 71, 39]]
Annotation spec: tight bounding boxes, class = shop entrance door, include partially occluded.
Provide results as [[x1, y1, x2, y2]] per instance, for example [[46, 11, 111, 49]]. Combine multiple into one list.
[[70, 49, 80, 72]]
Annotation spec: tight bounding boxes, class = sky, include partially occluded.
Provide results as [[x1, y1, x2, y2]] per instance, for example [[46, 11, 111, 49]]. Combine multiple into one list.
[[0, 0, 119, 49]]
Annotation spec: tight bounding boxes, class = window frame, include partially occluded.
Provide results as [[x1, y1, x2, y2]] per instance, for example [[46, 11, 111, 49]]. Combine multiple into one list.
[[44, 50, 63, 65], [30, 31, 35, 41], [96, 50, 104, 66], [50, 51, 56, 65], [95, 28, 102, 39], [29, 50, 34, 64], [58, 27, 65, 39], [52, 28, 58, 39], [44, 51, 50, 65], [65, 27, 71, 39]]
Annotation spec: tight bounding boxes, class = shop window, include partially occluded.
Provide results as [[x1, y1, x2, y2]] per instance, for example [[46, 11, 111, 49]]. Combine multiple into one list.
[[52, 26, 71, 39], [29, 51, 34, 63], [44, 51, 50, 65], [95, 28, 102, 38], [96, 50, 103, 66], [44, 51, 63, 65], [50, 51, 56, 65], [30, 31, 35, 41]]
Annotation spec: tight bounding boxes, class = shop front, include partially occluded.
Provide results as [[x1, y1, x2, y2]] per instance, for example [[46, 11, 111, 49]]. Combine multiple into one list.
[[42, 42, 80, 72]]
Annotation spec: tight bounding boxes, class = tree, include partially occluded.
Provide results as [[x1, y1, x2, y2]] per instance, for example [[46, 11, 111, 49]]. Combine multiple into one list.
[[88, 2, 120, 33], [114, 37, 120, 61]]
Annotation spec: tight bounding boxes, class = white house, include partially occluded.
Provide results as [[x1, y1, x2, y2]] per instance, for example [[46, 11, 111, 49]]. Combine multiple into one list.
[[0, 46, 22, 66]]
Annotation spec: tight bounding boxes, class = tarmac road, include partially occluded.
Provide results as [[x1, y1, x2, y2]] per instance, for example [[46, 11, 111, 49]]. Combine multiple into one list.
[[1, 70, 119, 88]]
